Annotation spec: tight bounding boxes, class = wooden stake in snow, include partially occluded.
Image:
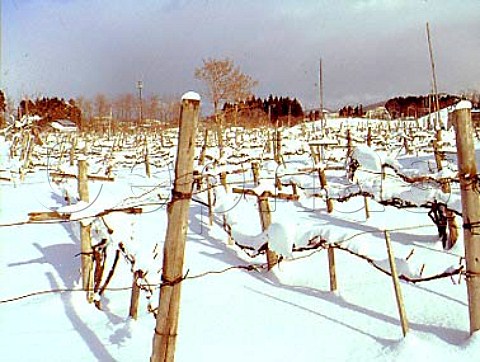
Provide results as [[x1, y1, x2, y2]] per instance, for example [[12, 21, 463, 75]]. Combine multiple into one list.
[[251, 162, 260, 187], [452, 101, 480, 334], [151, 91, 200, 362], [129, 270, 143, 320], [78, 158, 94, 302], [384, 230, 409, 337], [206, 176, 214, 226], [145, 140, 151, 178], [367, 126, 372, 147], [328, 246, 337, 292], [258, 195, 278, 270], [319, 167, 334, 213]]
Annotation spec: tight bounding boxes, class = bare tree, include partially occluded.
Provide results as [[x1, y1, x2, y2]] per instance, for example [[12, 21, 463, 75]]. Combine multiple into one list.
[[146, 94, 161, 123], [194, 57, 258, 115], [76, 96, 93, 131], [94, 93, 109, 118]]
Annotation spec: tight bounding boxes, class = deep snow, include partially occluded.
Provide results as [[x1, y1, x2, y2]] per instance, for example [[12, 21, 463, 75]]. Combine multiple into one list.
[[1, 116, 480, 361]]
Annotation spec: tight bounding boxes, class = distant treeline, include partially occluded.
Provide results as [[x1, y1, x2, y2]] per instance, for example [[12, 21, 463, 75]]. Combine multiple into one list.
[[222, 95, 304, 127], [384, 94, 460, 119], [339, 104, 364, 118], [338, 94, 478, 120]]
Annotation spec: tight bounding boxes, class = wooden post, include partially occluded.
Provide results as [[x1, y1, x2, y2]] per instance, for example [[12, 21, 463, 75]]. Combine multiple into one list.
[[433, 129, 443, 172], [364, 195, 370, 220], [384, 230, 409, 337], [328, 246, 337, 292], [367, 126, 372, 147], [258, 195, 278, 270], [446, 211, 458, 249], [145, 141, 151, 178], [252, 162, 260, 187], [347, 129, 353, 158], [151, 92, 200, 362], [78, 158, 94, 302], [309, 144, 320, 164], [275, 127, 283, 165], [198, 129, 208, 165], [215, 113, 224, 160], [452, 101, 480, 334], [129, 270, 143, 320], [403, 135, 411, 155], [206, 176, 214, 226], [70, 136, 77, 166], [21, 133, 34, 180], [319, 167, 334, 213], [220, 171, 228, 192]]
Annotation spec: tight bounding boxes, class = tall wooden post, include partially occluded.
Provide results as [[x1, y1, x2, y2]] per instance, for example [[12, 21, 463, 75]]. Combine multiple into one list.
[[258, 195, 278, 270], [328, 246, 337, 292], [151, 92, 200, 362], [145, 141, 151, 178], [129, 270, 143, 320], [78, 158, 93, 302], [319, 167, 334, 213], [452, 101, 480, 334]]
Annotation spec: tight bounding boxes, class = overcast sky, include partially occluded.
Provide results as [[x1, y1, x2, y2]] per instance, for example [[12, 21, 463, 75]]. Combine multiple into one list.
[[2, 0, 480, 110]]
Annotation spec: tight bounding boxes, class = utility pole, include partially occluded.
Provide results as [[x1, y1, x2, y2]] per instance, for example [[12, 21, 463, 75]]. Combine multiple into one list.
[[137, 80, 144, 127], [426, 22, 441, 129], [452, 100, 480, 334], [319, 58, 325, 130]]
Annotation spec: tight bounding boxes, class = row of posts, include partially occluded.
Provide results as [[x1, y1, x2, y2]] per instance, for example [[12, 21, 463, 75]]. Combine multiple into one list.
[[74, 97, 480, 361]]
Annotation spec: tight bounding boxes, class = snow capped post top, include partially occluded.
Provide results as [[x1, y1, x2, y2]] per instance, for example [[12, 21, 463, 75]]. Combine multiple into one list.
[[181, 91, 201, 102], [455, 100, 472, 110]]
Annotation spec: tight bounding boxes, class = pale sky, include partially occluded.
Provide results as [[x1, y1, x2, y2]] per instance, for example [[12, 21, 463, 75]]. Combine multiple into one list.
[[2, 0, 480, 110]]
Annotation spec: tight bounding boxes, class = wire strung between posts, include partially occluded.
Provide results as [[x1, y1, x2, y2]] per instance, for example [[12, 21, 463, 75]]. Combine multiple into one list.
[[0, 263, 265, 305]]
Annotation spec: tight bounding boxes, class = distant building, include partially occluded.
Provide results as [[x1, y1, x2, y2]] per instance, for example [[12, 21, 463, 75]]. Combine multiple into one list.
[[51, 119, 78, 132], [365, 106, 391, 120]]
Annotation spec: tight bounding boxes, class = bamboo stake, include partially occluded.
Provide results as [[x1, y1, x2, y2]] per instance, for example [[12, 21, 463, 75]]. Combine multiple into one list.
[[151, 92, 200, 362], [452, 101, 480, 334], [384, 230, 409, 337]]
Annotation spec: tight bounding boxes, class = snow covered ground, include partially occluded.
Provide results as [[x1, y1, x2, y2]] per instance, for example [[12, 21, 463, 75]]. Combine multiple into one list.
[[1, 115, 480, 361]]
